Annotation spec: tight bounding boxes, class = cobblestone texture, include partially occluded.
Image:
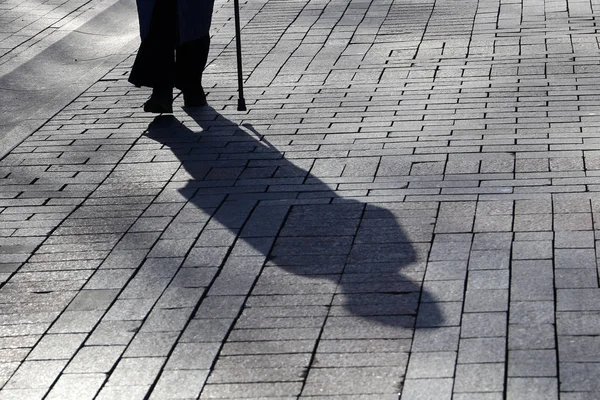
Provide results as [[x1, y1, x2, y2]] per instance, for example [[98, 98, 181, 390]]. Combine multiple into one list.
[[3, 0, 600, 398], [0, 0, 106, 65]]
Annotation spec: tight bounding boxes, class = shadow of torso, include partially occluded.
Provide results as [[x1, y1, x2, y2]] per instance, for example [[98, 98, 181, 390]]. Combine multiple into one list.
[[144, 109, 442, 329]]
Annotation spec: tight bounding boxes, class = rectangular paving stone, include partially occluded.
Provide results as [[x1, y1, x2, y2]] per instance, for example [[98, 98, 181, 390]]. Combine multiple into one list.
[[65, 345, 126, 374], [461, 312, 507, 338], [468, 250, 510, 270], [406, 352, 457, 379], [139, 307, 194, 333], [96, 385, 151, 400], [4, 360, 67, 389], [464, 289, 508, 312], [557, 289, 600, 311], [66, 289, 120, 312], [508, 349, 557, 377], [150, 370, 209, 399], [453, 363, 505, 393], [401, 378, 453, 400], [411, 327, 460, 352], [86, 320, 142, 346], [165, 342, 221, 370], [458, 337, 506, 364], [509, 323, 556, 350], [200, 382, 303, 399], [45, 373, 106, 400], [506, 377, 558, 400], [26, 333, 86, 360], [302, 367, 404, 396], [214, 353, 312, 370], [105, 357, 165, 387]]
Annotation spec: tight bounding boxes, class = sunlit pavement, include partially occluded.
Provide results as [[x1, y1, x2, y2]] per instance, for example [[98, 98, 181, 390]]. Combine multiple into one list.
[[2, 0, 600, 398]]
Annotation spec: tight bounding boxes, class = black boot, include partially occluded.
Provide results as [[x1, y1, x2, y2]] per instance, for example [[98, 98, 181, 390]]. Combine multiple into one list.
[[143, 86, 173, 113], [176, 35, 210, 107], [183, 88, 207, 107]]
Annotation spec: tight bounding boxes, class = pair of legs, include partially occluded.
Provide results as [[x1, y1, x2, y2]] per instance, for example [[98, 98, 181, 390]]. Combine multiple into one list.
[[129, 0, 210, 113]]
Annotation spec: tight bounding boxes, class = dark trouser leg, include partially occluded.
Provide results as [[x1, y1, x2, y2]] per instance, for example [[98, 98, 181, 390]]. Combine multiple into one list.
[[176, 35, 210, 106], [129, 0, 177, 112]]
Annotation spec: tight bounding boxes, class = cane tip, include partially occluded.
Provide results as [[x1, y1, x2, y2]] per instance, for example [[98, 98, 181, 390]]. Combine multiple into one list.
[[237, 98, 247, 112]]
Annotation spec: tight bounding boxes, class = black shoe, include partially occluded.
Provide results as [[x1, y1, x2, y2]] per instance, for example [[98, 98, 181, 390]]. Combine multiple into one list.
[[143, 88, 173, 113], [183, 89, 207, 107]]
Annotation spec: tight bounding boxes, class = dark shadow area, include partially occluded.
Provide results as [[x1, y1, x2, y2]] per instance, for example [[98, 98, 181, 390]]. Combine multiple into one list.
[[144, 108, 443, 328]]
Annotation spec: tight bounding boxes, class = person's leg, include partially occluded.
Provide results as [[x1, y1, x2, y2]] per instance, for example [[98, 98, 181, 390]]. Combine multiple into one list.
[[176, 35, 210, 107], [129, 0, 177, 112]]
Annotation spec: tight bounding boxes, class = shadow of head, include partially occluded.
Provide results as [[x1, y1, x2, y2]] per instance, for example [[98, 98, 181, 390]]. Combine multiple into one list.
[[144, 109, 443, 328]]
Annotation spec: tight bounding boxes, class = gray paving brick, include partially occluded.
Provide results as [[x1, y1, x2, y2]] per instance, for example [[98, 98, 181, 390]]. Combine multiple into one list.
[[453, 394, 503, 400], [555, 268, 598, 288], [556, 231, 595, 248], [416, 302, 462, 327], [557, 289, 600, 311], [428, 240, 472, 261], [95, 385, 150, 400], [66, 289, 119, 312], [510, 301, 555, 325], [468, 270, 509, 289], [421, 280, 465, 302], [560, 362, 600, 392], [103, 298, 156, 321], [4, 360, 67, 389], [555, 213, 593, 231], [461, 312, 507, 338], [99, 249, 148, 269], [401, 378, 453, 400], [302, 367, 404, 396], [214, 353, 312, 370], [406, 352, 456, 379], [412, 327, 460, 352], [45, 373, 105, 400], [464, 289, 508, 313], [207, 367, 303, 384], [560, 393, 600, 400], [458, 338, 506, 364], [0, 388, 48, 400], [555, 248, 597, 269], [314, 352, 409, 368], [140, 307, 194, 333], [105, 357, 165, 387], [65, 345, 126, 374], [468, 250, 510, 270], [512, 240, 553, 260], [471, 233, 513, 250], [506, 377, 559, 400], [201, 382, 303, 399], [86, 320, 142, 346], [48, 310, 104, 334], [508, 349, 557, 377], [165, 342, 221, 370], [513, 213, 553, 231], [424, 261, 467, 281], [125, 332, 180, 358], [27, 333, 86, 361], [453, 363, 505, 393], [150, 370, 208, 399], [509, 323, 556, 350]]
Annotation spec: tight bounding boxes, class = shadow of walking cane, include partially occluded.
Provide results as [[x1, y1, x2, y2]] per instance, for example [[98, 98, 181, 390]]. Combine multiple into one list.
[[144, 109, 443, 329]]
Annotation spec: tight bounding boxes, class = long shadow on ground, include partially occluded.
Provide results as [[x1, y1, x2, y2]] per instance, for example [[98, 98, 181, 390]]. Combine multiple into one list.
[[144, 108, 442, 328]]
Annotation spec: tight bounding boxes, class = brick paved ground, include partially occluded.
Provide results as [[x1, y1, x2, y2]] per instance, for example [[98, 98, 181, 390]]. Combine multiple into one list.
[[0, 0, 108, 65], [3, 0, 600, 398]]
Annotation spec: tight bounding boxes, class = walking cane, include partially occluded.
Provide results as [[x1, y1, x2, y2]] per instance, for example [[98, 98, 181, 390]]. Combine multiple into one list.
[[233, 0, 247, 111]]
